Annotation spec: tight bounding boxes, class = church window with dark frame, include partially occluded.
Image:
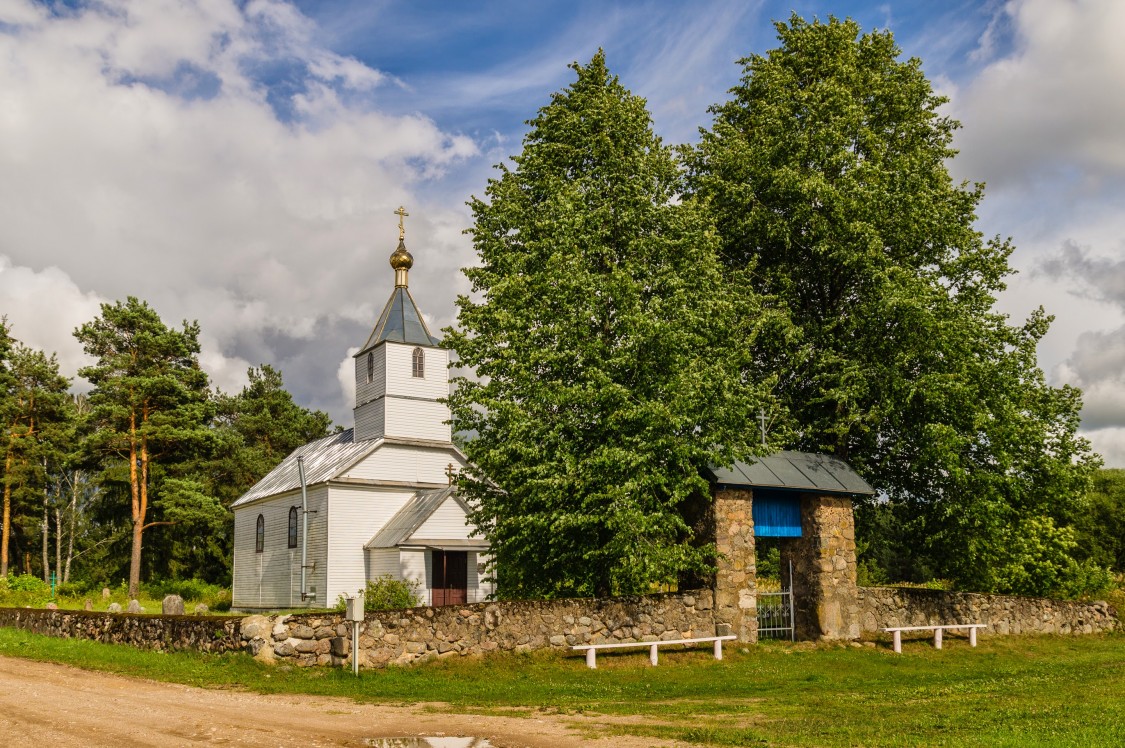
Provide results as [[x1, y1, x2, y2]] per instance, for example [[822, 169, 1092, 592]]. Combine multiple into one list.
[[255, 514, 264, 553], [288, 506, 299, 549], [366, 352, 374, 383], [412, 347, 425, 378]]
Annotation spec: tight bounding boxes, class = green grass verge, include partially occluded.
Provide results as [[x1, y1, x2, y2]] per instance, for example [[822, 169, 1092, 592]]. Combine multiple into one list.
[[1, 628, 1122, 747]]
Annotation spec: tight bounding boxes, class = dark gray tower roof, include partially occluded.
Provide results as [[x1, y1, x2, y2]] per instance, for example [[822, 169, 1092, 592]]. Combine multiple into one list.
[[358, 285, 440, 353]]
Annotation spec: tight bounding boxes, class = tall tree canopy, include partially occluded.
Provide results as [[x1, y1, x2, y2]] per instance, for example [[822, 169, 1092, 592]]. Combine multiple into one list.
[[688, 16, 1097, 592], [75, 297, 216, 596], [1, 338, 71, 577], [211, 363, 333, 504], [447, 52, 778, 599]]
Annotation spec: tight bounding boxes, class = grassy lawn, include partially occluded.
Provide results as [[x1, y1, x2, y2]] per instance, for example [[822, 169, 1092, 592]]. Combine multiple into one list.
[[1, 627, 1122, 747]]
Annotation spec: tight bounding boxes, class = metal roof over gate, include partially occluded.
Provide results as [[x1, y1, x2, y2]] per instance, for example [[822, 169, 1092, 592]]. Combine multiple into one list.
[[706, 451, 874, 496]]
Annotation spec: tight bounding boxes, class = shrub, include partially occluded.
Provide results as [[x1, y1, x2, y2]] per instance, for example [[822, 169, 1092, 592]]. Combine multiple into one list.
[[336, 575, 421, 613], [208, 588, 232, 612], [995, 516, 1114, 598], [55, 580, 93, 597], [0, 574, 52, 607], [142, 579, 226, 603]]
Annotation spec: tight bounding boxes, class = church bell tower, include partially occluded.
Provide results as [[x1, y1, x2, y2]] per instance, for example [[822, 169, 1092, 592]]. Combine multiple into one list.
[[352, 207, 451, 443]]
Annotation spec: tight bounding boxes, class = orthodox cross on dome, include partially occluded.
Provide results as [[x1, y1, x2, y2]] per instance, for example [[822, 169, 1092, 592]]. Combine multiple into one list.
[[394, 205, 409, 241], [389, 206, 414, 287], [446, 463, 457, 485]]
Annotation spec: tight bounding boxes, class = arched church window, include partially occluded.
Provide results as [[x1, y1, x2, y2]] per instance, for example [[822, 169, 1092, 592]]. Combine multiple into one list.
[[255, 514, 264, 553], [367, 352, 374, 383], [288, 506, 298, 549], [412, 347, 424, 378]]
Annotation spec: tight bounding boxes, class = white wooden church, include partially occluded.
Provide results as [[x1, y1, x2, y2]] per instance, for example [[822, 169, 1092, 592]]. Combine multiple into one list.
[[231, 215, 490, 610]]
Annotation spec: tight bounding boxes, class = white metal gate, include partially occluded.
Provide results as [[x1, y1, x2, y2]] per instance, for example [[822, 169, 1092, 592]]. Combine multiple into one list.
[[756, 559, 795, 640]]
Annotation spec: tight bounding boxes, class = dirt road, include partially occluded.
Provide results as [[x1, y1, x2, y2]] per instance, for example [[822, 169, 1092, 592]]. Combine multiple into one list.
[[0, 656, 673, 748]]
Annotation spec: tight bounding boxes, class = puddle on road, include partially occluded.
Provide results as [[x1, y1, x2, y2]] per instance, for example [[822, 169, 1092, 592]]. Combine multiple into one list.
[[364, 739, 491, 748]]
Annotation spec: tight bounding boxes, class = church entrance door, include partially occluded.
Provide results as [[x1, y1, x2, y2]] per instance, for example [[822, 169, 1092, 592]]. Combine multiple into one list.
[[431, 550, 468, 606]]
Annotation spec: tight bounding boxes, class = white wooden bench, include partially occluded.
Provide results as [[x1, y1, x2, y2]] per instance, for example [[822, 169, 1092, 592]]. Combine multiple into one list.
[[572, 635, 737, 669], [882, 624, 986, 653]]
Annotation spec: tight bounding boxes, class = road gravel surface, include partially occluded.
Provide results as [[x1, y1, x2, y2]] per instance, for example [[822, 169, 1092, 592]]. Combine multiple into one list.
[[0, 656, 673, 748]]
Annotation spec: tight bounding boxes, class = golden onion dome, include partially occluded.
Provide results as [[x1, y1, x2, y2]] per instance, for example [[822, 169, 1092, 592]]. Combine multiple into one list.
[[389, 239, 413, 271]]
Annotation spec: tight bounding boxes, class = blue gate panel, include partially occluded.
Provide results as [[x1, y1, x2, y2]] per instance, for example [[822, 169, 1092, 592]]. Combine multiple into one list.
[[752, 492, 802, 537]]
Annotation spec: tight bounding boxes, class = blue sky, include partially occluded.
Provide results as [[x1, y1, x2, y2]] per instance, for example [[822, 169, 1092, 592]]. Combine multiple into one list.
[[1, 0, 1124, 464]]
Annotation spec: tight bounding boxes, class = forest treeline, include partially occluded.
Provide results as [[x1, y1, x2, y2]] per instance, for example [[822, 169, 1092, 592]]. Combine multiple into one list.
[[0, 298, 331, 595]]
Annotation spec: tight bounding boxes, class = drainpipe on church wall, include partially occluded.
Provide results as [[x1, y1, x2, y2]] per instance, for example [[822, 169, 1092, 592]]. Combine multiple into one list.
[[298, 456, 310, 603]]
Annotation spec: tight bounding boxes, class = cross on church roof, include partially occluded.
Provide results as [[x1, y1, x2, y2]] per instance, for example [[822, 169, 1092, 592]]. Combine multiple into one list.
[[394, 205, 409, 241]]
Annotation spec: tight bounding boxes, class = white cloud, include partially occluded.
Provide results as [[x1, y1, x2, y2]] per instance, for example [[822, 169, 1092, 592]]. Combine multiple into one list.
[[336, 346, 359, 412], [1084, 427, 1125, 470], [951, 0, 1125, 187], [0, 0, 44, 26], [0, 258, 103, 385], [0, 0, 477, 422]]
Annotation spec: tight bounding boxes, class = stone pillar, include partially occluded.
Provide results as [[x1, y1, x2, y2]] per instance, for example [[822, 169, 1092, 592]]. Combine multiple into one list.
[[780, 494, 860, 641], [712, 488, 757, 643]]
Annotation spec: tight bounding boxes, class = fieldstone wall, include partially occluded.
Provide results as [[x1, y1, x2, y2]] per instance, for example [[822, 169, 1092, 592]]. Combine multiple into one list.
[[712, 488, 757, 643], [0, 607, 241, 652], [859, 587, 1119, 636], [780, 494, 861, 641], [240, 590, 717, 668]]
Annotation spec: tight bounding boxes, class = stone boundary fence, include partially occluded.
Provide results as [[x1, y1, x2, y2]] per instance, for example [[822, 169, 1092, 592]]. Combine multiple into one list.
[[243, 590, 716, 668], [0, 607, 241, 652], [0, 586, 1117, 669], [858, 587, 1118, 637]]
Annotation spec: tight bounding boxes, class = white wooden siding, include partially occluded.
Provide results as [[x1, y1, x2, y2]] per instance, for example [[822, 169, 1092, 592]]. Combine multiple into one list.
[[326, 485, 417, 603], [354, 345, 387, 407], [365, 548, 399, 579], [468, 552, 495, 603], [384, 397, 451, 442], [401, 549, 428, 603], [342, 444, 464, 484], [353, 398, 386, 443], [232, 486, 328, 610], [412, 495, 474, 540], [384, 342, 448, 400]]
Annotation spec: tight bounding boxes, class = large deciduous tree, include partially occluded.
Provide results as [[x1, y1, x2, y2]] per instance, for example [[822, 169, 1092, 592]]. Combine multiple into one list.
[[75, 297, 214, 596], [688, 16, 1098, 592], [447, 52, 778, 599]]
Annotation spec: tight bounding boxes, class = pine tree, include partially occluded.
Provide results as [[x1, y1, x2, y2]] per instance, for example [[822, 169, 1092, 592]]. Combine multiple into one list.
[[75, 297, 214, 596], [1, 339, 71, 578]]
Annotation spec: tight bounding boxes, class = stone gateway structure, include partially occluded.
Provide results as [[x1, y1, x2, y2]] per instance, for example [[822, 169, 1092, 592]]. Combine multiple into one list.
[[707, 451, 875, 642]]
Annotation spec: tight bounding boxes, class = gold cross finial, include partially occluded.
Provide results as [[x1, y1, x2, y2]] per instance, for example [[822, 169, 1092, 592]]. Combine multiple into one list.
[[394, 206, 409, 241]]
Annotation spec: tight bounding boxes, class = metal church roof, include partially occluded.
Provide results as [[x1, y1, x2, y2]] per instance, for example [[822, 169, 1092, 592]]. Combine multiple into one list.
[[365, 487, 483, 550], [706, 451, 875, 496], [230, 429, 379, 508], [358, 286, 440, 353]]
